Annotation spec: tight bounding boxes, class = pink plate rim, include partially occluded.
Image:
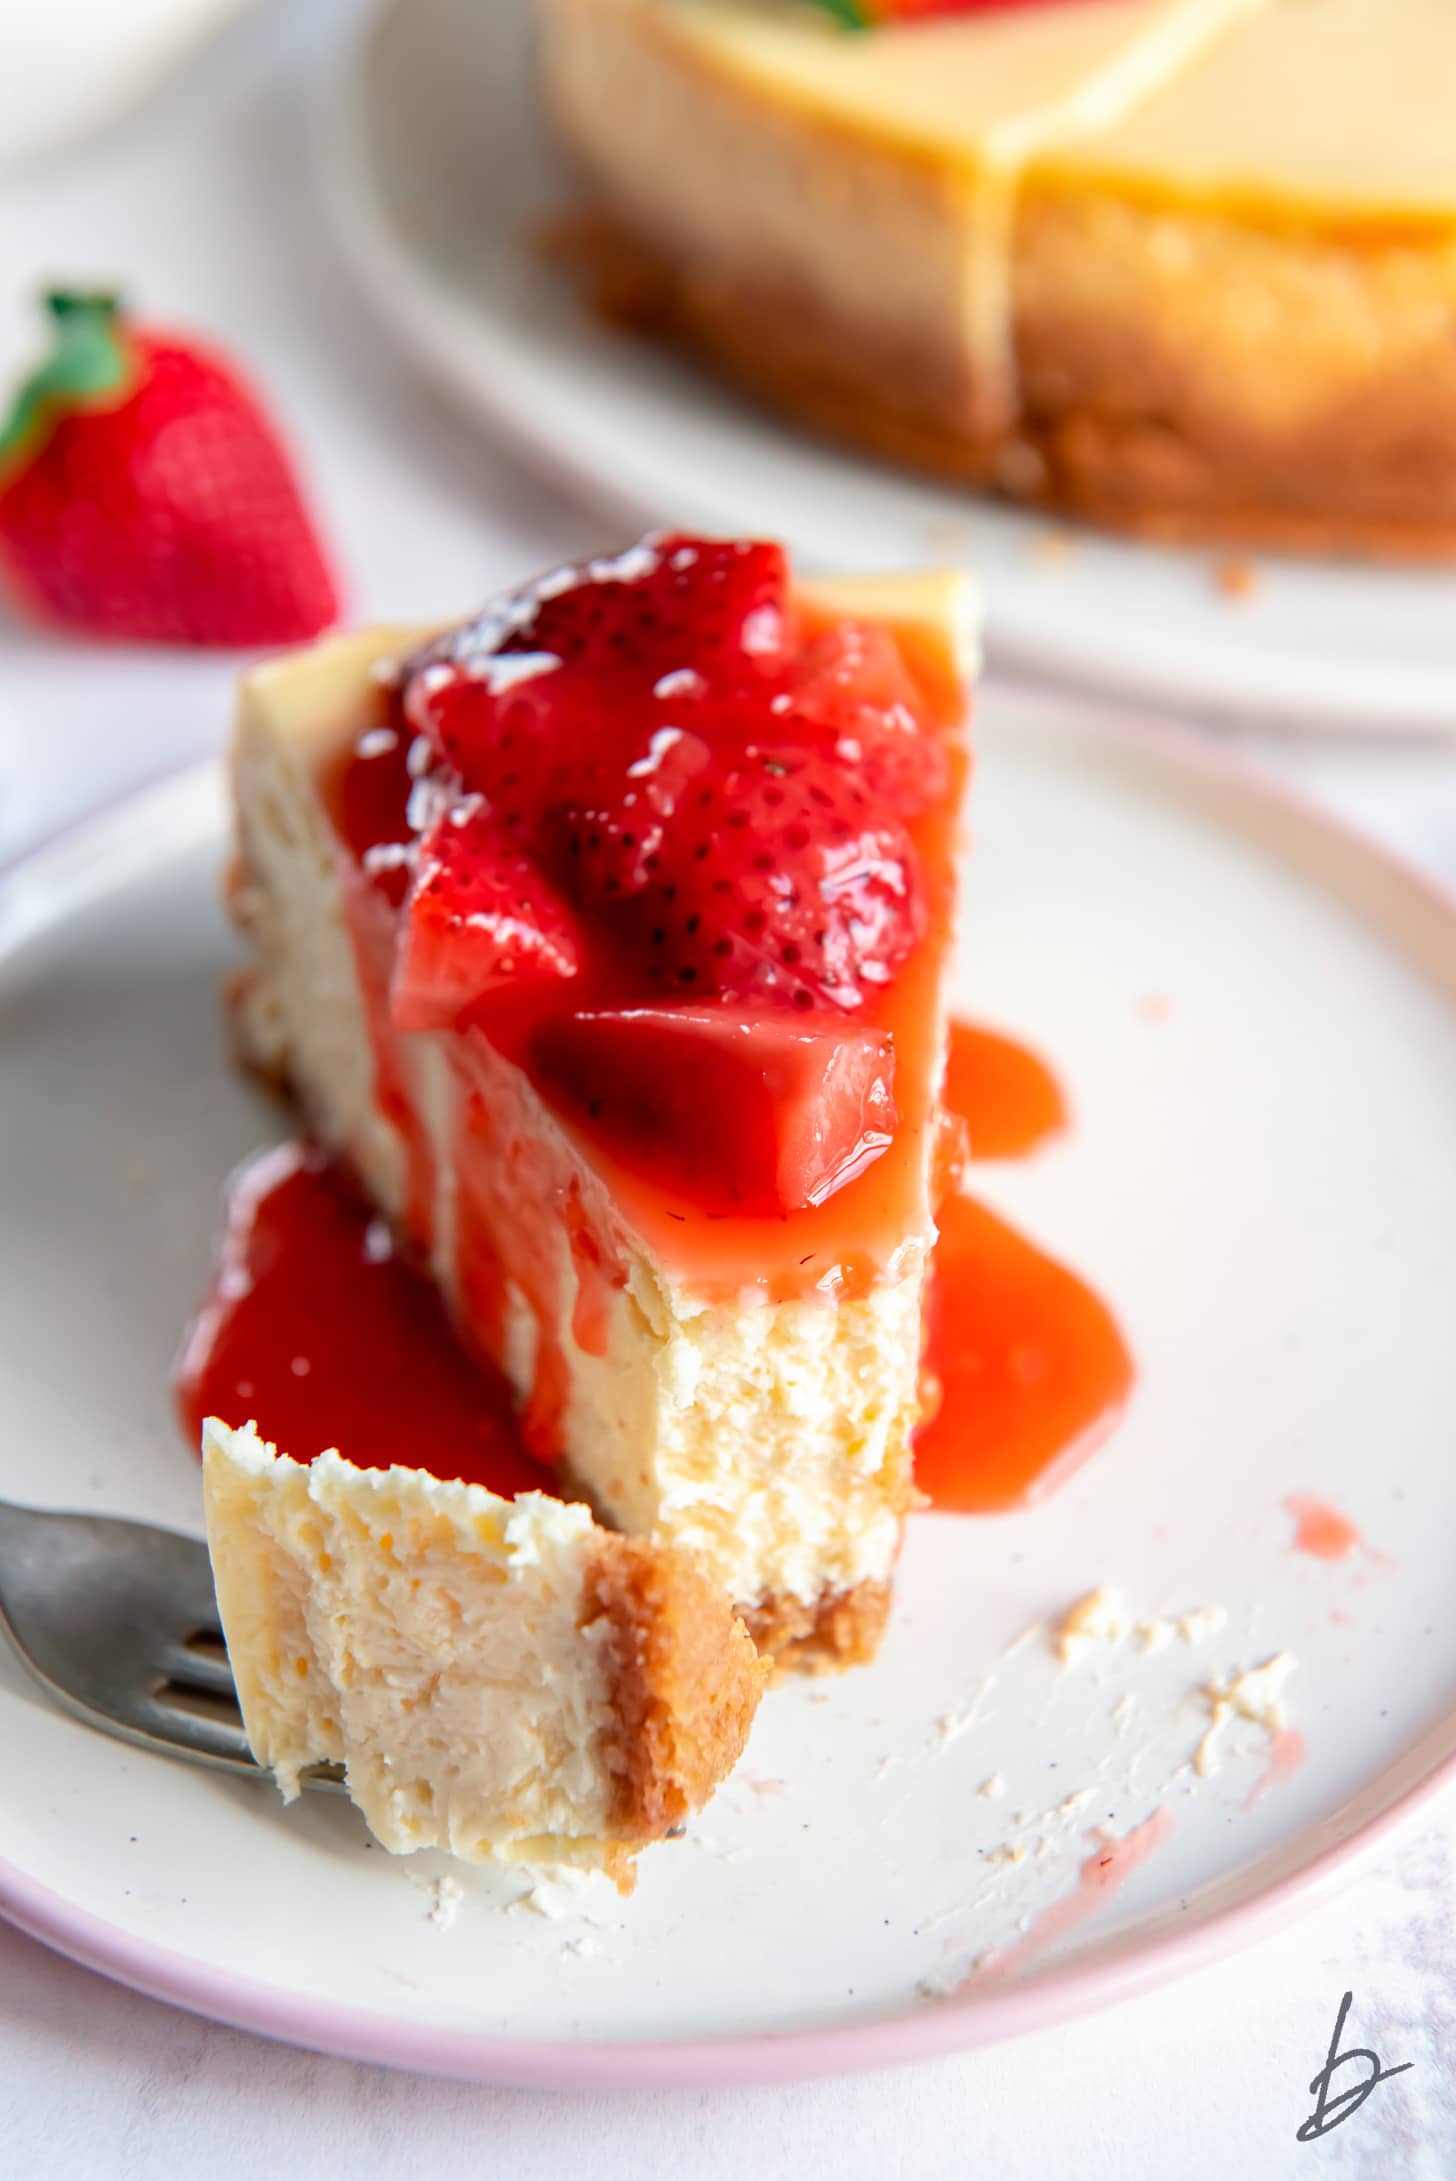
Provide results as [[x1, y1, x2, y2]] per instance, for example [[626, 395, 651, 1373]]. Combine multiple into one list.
[[2, 725, 1455, 2089], [3, 1742, 1454, 2090]]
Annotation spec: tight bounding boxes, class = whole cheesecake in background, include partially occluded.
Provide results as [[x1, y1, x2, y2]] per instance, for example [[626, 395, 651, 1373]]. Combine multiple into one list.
[[226, 534, 974, 1668], [539, 0, 1456, 556]]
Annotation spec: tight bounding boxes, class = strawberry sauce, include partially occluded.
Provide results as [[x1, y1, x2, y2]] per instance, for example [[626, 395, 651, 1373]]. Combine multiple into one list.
[[914, 1194, 1133, 1513], [913, 1022, 1133, 1514], [175, 1142, 553, 1499], [942, 1020, 1066, 1160]]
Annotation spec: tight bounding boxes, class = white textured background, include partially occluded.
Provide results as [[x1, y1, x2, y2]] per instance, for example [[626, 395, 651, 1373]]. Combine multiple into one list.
[[1, 4, 1454, 2173]]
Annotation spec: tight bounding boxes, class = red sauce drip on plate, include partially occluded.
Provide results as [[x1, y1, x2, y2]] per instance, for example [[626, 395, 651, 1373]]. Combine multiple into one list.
[[941, 1019, 1067, 1159], [175, 1142, 554, 1500], [1284, 1494, 1362, 1562], [915, 1195, 1133, 1513], [914, 1023, 1133, 1513]]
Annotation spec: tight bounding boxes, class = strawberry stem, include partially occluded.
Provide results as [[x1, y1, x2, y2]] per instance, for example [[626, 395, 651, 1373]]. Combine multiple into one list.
[[0, 290, 132, 465], [802, 0, 873, 25]]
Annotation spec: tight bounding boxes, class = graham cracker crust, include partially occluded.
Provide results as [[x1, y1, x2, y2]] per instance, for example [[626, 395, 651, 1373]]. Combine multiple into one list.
[[545, 204, 1456, 561], [587, 1532, 769, 1861], [742, 1577, 894, 1674]]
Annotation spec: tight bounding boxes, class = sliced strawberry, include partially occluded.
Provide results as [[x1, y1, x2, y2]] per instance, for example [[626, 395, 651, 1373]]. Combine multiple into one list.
[[386, 535, 940, 1019], [529, 1005, 898, 1216], [631, 747, 924, 1012], [390, 799, 580, 1033], [788, 620, 949, 813], [424, 533, 791, 683]]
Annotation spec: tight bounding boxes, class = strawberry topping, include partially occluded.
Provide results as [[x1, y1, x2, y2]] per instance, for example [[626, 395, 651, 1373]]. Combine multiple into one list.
[[623, 744, 923, 1011], [400, 533, 938, 1016], [529, 1005, 898, 1218], [390, 798, 580, 1033], [328, 534, 957, 1216]]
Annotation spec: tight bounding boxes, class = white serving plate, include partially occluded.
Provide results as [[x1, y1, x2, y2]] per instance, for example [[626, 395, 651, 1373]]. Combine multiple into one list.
[[2, 690, 1455, 2087], [321, 0, 1456, 736]]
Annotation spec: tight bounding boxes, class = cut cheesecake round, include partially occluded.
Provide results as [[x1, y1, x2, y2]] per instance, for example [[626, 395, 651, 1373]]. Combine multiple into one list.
[[203, 1420, 766, 1885], [226, 539, 975, 1667], [540, 0, 1456, 555]]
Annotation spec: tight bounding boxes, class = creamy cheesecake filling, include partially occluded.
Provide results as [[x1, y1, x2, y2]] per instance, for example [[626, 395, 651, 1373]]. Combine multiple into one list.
[[205, 1422, 619, 1847]]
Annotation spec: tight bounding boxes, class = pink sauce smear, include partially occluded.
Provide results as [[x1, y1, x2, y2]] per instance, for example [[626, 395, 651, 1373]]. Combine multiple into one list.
[[972, 1806, 1175, 1984], [1243, 1728, 1308, 1813], [1285, 1495, 1364, 1562]]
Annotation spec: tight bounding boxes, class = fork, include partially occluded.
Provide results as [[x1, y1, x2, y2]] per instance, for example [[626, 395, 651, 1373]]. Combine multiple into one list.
[[0, 1497, 342, 1790]]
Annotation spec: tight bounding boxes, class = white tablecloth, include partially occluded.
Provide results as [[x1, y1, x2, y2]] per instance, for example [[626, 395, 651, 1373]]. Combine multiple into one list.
[[1, 5, 1453, 2173]]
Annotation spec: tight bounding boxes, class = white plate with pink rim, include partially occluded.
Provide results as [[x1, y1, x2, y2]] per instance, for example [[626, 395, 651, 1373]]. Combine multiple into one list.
[[318, 0, 1456, 738], [2, 682, 1456, 2088]]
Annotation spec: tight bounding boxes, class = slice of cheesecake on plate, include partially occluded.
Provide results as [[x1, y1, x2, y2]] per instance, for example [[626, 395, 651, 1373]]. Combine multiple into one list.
[[227, 534, 974, 1665], [203, 1418, 766, 1886]]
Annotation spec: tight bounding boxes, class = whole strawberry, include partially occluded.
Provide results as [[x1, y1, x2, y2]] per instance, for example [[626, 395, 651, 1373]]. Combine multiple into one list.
[[0, 290, 339, 646]]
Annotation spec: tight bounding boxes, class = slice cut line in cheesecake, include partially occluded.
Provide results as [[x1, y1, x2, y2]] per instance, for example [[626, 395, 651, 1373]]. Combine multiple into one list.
[[202, 1419, 767, 1887]]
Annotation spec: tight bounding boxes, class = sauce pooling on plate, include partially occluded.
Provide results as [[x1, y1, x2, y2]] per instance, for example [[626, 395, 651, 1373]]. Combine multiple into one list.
[[939, 1019, 1067, 1161], [175, 1142, 555, 1500], [914, 1022, 1134, 1513]]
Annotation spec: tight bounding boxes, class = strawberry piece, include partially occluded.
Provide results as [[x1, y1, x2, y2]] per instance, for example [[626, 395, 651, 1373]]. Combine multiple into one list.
[[0, 291, 337, 647], [529, 1005, 898, 1216], [788, 620, 949, 813], [394, 535, 939, 1016], [416, 533, 791, 697], [391, 799, 580, 1033], [631, 746, 924, 1012], [404, 534, 791, 793]]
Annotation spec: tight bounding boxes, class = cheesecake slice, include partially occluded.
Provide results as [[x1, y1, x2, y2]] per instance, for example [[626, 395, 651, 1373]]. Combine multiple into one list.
[[541, 0, 1456, 555], [227, 535, 974, 1665], [203, 1419, 766, 1884]]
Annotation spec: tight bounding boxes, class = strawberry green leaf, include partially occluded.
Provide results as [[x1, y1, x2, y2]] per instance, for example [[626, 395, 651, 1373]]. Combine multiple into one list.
[[801, 0, 873, 24], [0, 291, 133, 468]]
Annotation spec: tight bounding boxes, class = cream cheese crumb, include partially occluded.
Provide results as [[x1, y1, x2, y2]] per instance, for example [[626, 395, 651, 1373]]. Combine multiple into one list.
[[427, 1875, 463, 1929], [1195, 1654, 1298, 1777], [1177, 1605, 1228, 1647], [1054, 1586, 1131, 1662], [1214, 1653, 1298, 1733], [511, 1867, 598, 1920], [978, 1774, 1006, 1800]]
